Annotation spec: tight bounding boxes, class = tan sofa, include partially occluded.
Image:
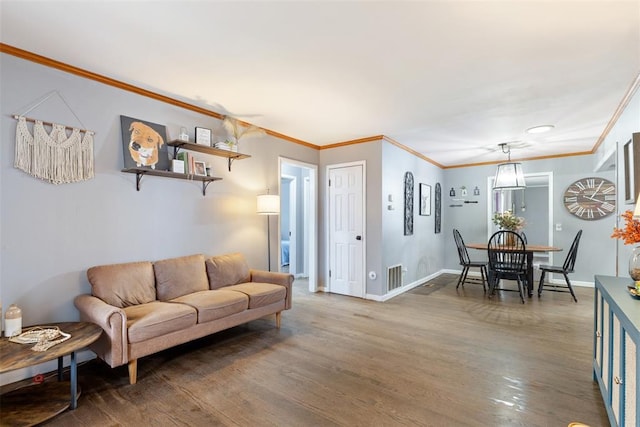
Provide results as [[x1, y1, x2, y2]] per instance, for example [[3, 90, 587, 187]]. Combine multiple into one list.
[[74, 253, 293, 384]]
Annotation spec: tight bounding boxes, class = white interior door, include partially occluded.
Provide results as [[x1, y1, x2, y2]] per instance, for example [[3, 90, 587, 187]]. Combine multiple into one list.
[[328, 163, 365, 298]]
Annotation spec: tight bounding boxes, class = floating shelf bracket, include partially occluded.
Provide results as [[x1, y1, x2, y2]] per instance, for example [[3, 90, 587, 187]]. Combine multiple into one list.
[[135, 171, 143, 191], [201, 180, 213, 197]]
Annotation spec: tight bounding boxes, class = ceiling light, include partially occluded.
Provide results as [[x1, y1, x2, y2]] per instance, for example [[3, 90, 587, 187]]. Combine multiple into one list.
[[526, 125, 555, 134], [493, 143, 526, 190]]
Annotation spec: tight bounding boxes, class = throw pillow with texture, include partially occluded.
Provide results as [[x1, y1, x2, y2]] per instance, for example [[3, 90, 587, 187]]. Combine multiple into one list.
[[205, 253, 251, 289], [154, 254, 209, 301], [87, 261, 156, 308]]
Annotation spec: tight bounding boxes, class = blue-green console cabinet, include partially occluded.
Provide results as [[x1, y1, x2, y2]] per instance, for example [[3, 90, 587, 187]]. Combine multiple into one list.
[[594, 275, 640, 427]]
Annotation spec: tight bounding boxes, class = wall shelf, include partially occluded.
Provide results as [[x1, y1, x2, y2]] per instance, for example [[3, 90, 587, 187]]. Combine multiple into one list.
[[121, 167, 222, 196], [167, 140, 250, 171]]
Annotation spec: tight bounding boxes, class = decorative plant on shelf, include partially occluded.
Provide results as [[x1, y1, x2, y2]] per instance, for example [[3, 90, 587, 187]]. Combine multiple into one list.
[[611, 210, 640, 283], [221, 116, 266, 150], [492, 210, 525, 232]]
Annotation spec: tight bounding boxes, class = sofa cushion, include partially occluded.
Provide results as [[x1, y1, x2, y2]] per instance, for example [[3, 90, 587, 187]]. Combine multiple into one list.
[[87, 261, 156, 308], [205, 253, 251, 290], [124, 301, 196, 343], [223, 282, 286, 309], [154, 254, 209, 301], [171, 290, 249, 323]]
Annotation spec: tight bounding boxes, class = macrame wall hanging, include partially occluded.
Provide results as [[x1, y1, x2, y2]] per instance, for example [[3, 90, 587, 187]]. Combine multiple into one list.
[[13, 91, 95, 184]]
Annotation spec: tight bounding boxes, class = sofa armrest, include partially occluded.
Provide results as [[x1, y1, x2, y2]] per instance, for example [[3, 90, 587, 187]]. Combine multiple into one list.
[[250, 269, 294, 310], [74, 294, 128, 367]]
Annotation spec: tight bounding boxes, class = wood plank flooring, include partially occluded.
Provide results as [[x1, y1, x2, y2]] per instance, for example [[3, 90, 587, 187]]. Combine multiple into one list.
[[19, 274, 608, 426]]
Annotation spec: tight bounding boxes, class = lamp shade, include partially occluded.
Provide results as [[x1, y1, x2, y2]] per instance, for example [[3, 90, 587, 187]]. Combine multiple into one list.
[[257, 194, 280, 215], [493, 162, 526, 190]]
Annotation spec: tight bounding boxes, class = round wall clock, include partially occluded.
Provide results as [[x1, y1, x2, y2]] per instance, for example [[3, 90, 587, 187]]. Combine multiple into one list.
[[563, 177, 616, 220]]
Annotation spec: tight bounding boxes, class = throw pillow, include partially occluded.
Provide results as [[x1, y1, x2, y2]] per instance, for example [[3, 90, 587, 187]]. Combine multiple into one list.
[[205, 253, 251, 289], [154, 254, 209, 301], [87, 261, 156, 308]]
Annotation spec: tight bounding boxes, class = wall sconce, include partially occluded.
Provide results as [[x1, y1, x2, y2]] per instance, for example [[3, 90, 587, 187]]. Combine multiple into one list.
[[473, 186, 480, 196], [450, 187, 456, 197]]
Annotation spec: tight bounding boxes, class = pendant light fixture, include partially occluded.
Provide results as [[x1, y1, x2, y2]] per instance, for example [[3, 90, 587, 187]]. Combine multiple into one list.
[[493, 143, 526, 190]]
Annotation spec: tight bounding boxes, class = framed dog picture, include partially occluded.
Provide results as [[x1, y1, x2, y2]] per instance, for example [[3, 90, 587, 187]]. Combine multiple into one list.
[[195, 127, 212, 146], [194, 161, 207, 176], [120, 116, 169, 171]]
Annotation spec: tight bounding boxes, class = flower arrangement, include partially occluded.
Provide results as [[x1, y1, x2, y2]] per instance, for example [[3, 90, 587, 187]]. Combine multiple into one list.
[[492, 210, 525, 231], [611, 210, 640, 245]]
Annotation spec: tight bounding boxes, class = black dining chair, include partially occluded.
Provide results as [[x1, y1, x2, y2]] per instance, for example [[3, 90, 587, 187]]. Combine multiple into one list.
[[537, 230, 582, 302], [487, 230, 527, 303], [453, 229, 487, 292], [519, 231, 528, 244]]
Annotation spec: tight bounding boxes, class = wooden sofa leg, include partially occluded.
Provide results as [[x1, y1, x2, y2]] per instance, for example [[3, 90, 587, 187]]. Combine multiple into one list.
[[275, 311, 282, 329], [128, 359, 137, 385]]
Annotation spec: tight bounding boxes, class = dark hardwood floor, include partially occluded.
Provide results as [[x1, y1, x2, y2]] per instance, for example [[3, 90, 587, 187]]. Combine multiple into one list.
[[13, 274, 609, 426]]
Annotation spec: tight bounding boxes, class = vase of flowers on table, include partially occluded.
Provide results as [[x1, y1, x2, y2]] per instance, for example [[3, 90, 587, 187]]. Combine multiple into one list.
[[611, 210, 640, 283], [492, 210, 525, 245]]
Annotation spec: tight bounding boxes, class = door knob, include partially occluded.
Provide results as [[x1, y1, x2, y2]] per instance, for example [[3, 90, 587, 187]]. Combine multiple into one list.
[[356, 235, 362, 240]]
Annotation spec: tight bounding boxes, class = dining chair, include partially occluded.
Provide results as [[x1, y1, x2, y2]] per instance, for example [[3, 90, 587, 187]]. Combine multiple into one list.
[[519, 231, 528, 244], [453, 229, 487, 292], [487, 230, 527, 303], [537, 230, 582, 302]]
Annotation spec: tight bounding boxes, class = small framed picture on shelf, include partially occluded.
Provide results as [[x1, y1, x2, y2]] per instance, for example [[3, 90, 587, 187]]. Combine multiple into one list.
[[194, 161, 207, 176], [195, 127, 212, 146]]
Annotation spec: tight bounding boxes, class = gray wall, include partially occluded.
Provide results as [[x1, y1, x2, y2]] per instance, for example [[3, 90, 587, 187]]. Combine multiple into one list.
[[0, 53, 318, 331], [514, 186, 549, 246], [380, 141, 444, 293]]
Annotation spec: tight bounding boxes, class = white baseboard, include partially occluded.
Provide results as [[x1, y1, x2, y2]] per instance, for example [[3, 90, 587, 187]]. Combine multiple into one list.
[[368, 270, 445, 301]]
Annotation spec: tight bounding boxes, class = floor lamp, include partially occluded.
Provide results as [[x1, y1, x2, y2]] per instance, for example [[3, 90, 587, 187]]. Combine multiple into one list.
[[257, 193, 280, 271]]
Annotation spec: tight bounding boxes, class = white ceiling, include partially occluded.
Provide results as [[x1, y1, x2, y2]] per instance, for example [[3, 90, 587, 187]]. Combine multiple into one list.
[[1, 1, 639, 167]]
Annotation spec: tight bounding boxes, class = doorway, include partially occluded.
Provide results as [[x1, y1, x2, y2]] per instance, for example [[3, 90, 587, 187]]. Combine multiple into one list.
[[279, 158, 318, 292], [487, 171, 555, 267]]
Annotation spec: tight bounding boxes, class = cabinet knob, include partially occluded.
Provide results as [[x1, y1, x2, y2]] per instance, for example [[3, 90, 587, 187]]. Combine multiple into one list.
[[614, 376, 623, 385], [596, 331, 601, 338]]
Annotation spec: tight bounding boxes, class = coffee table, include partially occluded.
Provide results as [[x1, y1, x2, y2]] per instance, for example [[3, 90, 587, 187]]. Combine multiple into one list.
[[0, 321, 102, 426]]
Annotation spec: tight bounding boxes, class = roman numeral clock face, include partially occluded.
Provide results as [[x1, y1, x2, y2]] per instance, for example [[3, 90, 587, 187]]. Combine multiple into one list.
[[563, 177, 616, 220]]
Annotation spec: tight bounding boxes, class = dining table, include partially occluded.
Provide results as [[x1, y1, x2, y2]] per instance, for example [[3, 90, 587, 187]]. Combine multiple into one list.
[[466, 242, 562, 297]]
